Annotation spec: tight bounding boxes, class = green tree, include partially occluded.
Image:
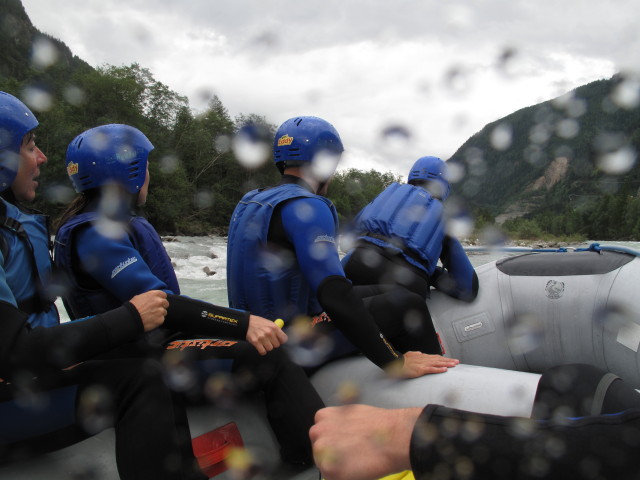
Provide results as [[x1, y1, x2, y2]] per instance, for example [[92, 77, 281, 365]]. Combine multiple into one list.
[[329, 168, 399, 222]]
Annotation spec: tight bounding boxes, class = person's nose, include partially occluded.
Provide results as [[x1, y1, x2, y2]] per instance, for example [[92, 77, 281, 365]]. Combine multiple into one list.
[[36, 147, 47, 165]]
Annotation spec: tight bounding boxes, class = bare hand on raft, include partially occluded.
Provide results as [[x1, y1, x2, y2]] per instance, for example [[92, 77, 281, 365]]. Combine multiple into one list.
[[391, 351, 460, 379]]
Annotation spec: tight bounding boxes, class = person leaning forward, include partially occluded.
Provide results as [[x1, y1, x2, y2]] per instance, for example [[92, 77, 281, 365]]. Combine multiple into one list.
[[227, 116, 459, 378], [54, 123, 325, 471]]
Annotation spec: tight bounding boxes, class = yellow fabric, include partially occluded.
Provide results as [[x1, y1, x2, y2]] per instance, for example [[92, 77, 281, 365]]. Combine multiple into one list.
[[322, 469, 414, 480], [378, 471, 414, 480]]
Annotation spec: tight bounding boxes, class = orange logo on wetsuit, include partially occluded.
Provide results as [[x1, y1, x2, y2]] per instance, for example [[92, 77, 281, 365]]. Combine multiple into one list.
[[67, 162, 79, 176], [311, 312, 332, 327], [166, 339, 238, 351], [277, 134, 294, 146]]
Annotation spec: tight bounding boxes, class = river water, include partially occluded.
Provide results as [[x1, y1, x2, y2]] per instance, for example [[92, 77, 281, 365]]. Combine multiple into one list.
[[56, 236, 640, 322]]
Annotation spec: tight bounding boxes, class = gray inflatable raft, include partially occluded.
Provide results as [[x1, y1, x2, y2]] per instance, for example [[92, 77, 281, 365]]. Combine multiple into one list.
[[429, 247, 640, 387], [21, 246, 638, 478]]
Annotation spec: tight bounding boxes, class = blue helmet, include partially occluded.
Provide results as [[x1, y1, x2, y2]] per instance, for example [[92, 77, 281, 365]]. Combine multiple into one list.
[[66, 124, 154, 194], [0, 91, 39, 192], [273, 116, 343, 174], [407, 156, 450, 200]]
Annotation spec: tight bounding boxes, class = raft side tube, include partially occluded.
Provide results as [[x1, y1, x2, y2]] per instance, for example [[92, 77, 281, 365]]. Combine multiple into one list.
[[429, 251, 640, 387], [311, 358, 540, 417]]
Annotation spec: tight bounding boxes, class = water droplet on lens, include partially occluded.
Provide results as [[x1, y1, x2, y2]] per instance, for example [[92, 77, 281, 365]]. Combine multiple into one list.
[[63, 85, 86, 106], [611, 74, 640, 109], [78, 385, 114, 434], [444, 66, 469, 94], [496, 46, 518, 76], [597, 146, 636, 175], [44, 184, 75, 205], [311, 151, 340, 181], [556, 118, 579, 139], [232, 123, 271, 169], [490, 122, 513, 151], [381, 124, 411, 146], [445, 159, 465, 184], [447, 215, 474, 239], [479, 225, 507, 246], [22, 85, 53, 111], [95, 216, 127, 240], [599, 303, 636, 336], [336, 381, 361, 404], [160, 154, 179, 174], [379, 124, 412, 157], [285, 316, 334, 367], [31, 36, 59, 69], [507, 314, 543, 355], [194, 190, 214, 209], [215, 134, 231, 153]]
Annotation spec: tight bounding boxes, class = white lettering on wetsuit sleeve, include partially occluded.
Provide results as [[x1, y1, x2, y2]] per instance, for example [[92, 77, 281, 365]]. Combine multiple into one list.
[[111, 257, 139, 279], [313, 234, 336, 244]]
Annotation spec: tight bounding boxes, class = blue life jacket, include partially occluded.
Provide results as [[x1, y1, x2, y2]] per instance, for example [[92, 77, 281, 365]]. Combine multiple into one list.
[[351, 182, 445, 275], [0, 198, 59, 328], [227, 184, 338, 321], [54, 212, 180, 319]]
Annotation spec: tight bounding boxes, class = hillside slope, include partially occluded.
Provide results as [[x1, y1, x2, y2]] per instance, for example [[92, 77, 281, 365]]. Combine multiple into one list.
[[449, 74, 640, 221]]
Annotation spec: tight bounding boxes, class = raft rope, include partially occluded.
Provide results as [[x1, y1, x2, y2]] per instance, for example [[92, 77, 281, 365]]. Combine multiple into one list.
[[464, 242, 640, 257]]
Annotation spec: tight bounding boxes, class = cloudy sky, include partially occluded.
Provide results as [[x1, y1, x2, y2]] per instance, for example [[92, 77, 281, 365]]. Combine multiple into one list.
[[20, 0, 640, 176]]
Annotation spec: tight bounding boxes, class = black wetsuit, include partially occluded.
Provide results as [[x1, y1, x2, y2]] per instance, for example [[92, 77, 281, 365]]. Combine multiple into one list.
[[410, 364, 640, 480], [343, 235, 479, 301], [0, 301, 207, 480], [53, 199, 325, 467], [267, 177, 442, 368]]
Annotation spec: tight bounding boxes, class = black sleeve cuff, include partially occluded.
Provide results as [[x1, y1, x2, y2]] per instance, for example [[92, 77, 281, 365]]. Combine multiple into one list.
[[409, 404, 438, 474], [97, 302, 144, 346], [165, 294, 250, 339]]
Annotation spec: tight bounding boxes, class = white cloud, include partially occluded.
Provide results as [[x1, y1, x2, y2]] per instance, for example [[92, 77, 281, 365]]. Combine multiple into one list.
[[20, 0, 636, 176]]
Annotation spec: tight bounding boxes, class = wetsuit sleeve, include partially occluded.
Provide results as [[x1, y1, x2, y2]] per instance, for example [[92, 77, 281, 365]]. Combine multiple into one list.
[[165, 294, 249, 340], [281, 198, 401, 369], [431, 236, 478, 302], [0, 300, 142, 380], [410, 404, 640, 480], [76, 226, 251, 338], [280, 198, 345, 292], [75, 225, 169, 301]]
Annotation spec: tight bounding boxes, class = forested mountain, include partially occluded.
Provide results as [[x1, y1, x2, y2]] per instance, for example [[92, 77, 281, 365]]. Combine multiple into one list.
[[0, 0, 90, 80], [449, 74, 640, 240]]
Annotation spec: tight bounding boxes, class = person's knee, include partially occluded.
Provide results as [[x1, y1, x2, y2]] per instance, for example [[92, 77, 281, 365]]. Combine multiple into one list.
[[76, 359, 169, 435], [232, 344, 292, 388]]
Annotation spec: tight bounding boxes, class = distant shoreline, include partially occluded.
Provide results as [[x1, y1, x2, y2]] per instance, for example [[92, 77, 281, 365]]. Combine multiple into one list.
[[161, 234, 614, 251], [462, 239, 575, 249]]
